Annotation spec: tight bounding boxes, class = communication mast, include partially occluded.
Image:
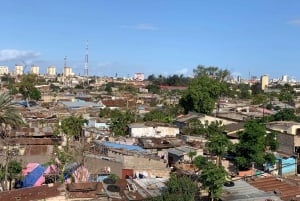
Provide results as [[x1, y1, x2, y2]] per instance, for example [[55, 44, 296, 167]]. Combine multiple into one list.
[[84, 40, 89, 84]]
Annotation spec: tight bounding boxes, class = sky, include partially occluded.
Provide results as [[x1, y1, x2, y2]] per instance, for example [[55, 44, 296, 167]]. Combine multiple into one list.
[[1, 0, 300, 80]]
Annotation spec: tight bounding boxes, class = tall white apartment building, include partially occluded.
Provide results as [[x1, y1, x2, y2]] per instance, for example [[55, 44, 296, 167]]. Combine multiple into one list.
[[14, 64, 23, 75], [0, 66, 9, 75], [63, 67, 73, 77], [261, 75, 269, 90], [30, 65, 40, 75], [47, 66, 56, 76]]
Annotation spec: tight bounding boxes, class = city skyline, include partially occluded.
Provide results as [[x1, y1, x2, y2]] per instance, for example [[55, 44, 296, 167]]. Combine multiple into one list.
[[1, 1, 300, 79]]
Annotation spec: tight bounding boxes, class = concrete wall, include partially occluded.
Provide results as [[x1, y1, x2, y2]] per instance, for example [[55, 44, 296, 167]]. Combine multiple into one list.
[[277, 133, 295, 155], [123, 155, 170, 178], [130, 126, 179, 138]]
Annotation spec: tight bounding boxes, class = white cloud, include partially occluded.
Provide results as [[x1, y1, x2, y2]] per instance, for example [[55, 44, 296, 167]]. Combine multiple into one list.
[[121, 23, 158, 30], [0, 49, 40, 62], [175, 68, 189, 75], [288, 19, 300, 26]]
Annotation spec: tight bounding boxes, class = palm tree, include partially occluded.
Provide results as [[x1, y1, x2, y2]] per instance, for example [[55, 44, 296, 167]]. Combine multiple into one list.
[[206, 133, 231, 167], [205, 121, 231, 167], [0, 93, 24, 191]]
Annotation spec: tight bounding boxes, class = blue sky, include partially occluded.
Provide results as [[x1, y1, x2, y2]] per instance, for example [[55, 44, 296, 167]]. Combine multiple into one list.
[[1, 0, 300, 80]]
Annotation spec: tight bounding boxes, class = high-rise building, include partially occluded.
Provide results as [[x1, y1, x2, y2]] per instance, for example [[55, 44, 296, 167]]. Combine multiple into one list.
[[261, 75, 269, 90], [47, 66, 56, 76], [0, 66, 9, 75], [14, 64, 23, 75], [282, 75, 288, 83], [30, 65, 40, 75], [64, 67, 73, 77]]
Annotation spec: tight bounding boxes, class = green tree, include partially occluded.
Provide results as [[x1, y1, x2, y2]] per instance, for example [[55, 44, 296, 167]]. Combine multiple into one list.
[[188, 151, 197, 164], [146, 84, 160, 94], [30, 87, 41, 101], [18, 74, 41, 106], [110, 110, 134, 136], [199, 162, 228, 201], [99, 108, 123, 118], [193, 155, 208, 172], [237, 83, 251, 99], [234, 120, 277, 170], [206, 122, 231, 166], [250, 83, 263, 95], [252, 94, 268, 105], [181, 119, 205, 136], [193, 65, 230, 82], [0, 93, 24, 191], [147, 174, 197, 201], [0, 160, 22, 190], [61, 115, 86, 151], [180, 75, 227, 114]]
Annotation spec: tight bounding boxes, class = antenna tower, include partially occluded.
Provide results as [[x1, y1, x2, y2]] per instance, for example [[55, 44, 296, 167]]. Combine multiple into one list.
[[84, 40, 89, 82], [64, 56, 67, 68]]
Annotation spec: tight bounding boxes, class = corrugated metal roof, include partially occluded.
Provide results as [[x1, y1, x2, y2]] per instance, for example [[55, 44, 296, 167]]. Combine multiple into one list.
[[167, 146, 197, 157], [133, 178, 167, 198], [60, 101, 104, 109], [222, 180, 282, 201]]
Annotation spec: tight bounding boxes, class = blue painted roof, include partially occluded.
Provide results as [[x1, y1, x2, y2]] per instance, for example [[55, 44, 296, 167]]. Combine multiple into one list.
[[101, 141, 145, 152]]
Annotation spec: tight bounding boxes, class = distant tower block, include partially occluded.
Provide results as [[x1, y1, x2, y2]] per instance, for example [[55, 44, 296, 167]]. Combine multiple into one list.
[[0, 66, 9, 75], [47, 66, 56, 76], [64, 67, 73, 77], [14, 64, 23, 75], [282, 75, 288, 82], [30, 65, 40, 75], [84, 40, 89, 79], [261, 75, 269, 90]]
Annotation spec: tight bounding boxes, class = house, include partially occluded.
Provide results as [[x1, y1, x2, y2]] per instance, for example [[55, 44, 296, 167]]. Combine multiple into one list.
[[266, 121, 300, 156], [0, 183, 64, 201], [175, 112, 236, 130], [167, 146, 202, 165], [87, 141, 171, 179], [128, 122, 179, 138]]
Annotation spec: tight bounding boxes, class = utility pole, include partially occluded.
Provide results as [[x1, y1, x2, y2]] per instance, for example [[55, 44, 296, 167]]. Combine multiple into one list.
[[84, 40, 89, 86]]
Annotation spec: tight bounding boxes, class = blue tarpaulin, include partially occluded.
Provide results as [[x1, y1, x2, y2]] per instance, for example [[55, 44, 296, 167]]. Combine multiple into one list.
[[101, 141, 145, 152], [23, 165, 46, 187]]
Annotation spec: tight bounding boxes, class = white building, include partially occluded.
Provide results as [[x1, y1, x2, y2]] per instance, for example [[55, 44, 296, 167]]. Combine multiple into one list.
[[14, 64, 23, 75], [0, 66, 9, 75], [261, 75, 269, 90], [47, 66, 56, 76], [134, 73, 145, 81], [64, 67, 73, 77], [282, 75, 288, 83], [128, 123, 179, 138], [30, 65, 40, 75]]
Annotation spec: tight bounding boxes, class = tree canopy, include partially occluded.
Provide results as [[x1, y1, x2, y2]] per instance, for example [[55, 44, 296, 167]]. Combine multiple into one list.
[[206, 122, 232, 166], [61, 115, 86, 139], [198, 162, 228, 201], [180, 66, 229, 114], [147, 174, 197, 201], [233, 120, 277, 170], [18, 74, 41, 105], [110, 110, 134, 136]]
